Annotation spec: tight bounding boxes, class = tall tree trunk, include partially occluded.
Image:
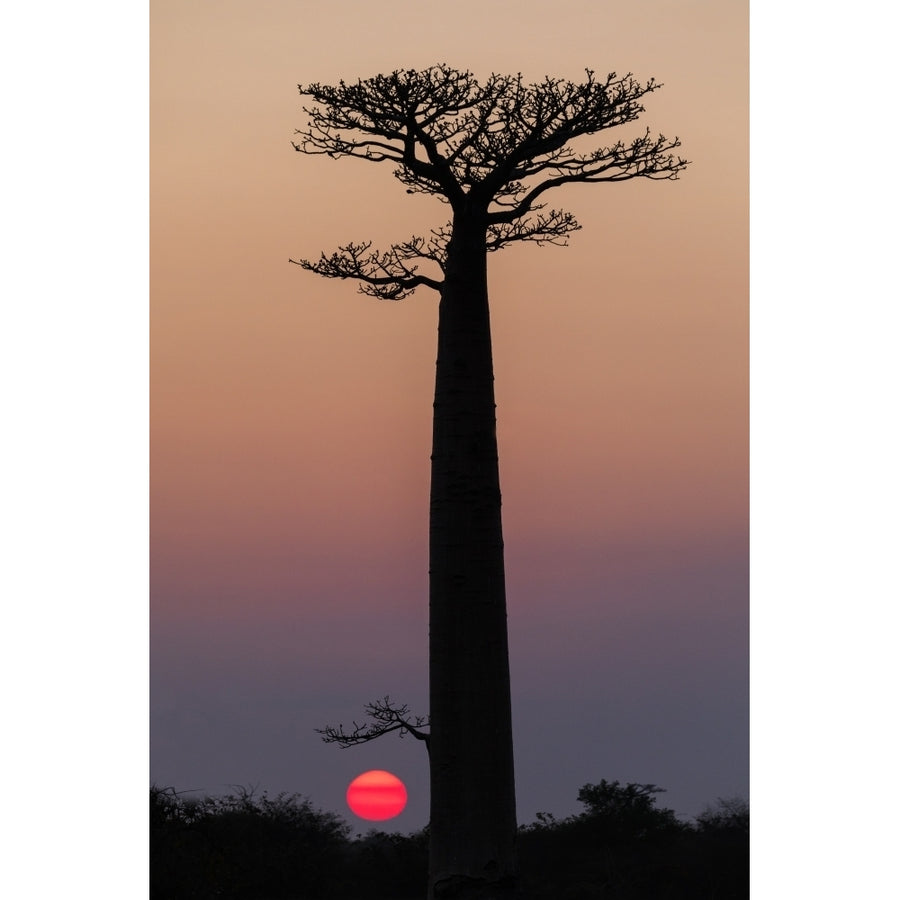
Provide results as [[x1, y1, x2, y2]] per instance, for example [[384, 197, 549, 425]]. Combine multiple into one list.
[[428, 215, 518, 900]]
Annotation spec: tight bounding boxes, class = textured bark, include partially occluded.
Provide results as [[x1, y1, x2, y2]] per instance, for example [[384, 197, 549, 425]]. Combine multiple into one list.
[[428, 213, 518, 900]]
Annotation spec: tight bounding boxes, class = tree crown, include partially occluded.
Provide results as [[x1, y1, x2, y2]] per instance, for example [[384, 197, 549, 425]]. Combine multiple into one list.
[[292, 64, 688, 299]]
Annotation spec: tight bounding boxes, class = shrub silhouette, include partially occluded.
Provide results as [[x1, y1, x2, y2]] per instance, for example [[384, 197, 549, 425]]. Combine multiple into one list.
[[575, 780, 685, 840], [150, 782, 747, 899], [695, 795, 750, 834], [150, 785, 352, 899], [518, 781, 748, 900], [345, 828, 430, 899]]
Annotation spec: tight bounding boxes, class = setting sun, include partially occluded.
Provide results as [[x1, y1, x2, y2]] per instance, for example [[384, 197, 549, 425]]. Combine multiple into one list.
[[346, 770, 408, 821]]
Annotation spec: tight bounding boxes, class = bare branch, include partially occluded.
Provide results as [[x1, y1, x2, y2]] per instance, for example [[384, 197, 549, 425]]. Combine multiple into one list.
[[294, 65, 477, 203], [317, 696, 431, 754], [292, 65, 690, 284], [290, 235, 445, 300], [486, 128, 688, 225], [294, 66, 688, 213], [487, 208, 581, 251]]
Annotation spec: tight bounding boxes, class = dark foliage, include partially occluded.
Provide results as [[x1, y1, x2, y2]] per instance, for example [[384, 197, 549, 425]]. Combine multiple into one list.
[[150, 782, 747, 900], [150, 785, 353, 899], [346, 827, 430, 899], [518, 783, 748, 900], [695, 796, 750, 835]]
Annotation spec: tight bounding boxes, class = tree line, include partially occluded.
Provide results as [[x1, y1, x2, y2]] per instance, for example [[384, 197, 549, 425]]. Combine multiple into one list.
[[150, 780, 747, 899]]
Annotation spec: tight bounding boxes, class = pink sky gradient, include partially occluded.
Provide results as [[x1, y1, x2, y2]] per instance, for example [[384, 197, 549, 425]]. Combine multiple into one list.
[[151, 0, 747, 828]]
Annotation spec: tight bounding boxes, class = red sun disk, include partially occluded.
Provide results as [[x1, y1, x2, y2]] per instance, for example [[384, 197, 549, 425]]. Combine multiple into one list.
[[346, 770, 408, 821]]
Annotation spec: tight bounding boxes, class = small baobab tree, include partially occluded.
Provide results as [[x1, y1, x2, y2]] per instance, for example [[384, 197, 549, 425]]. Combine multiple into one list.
[[292, 63, 688, 900]]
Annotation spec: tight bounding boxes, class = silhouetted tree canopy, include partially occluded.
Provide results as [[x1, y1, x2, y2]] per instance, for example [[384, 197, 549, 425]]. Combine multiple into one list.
[[695, 795, 750, 834], [576, 779, 683, 837], [292, 64, 688, 299]]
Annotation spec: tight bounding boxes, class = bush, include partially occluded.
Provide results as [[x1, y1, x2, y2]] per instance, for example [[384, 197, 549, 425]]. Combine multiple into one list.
[[150, 782, 748, 899], [575, 780, 685, 840], [150, 785, 352, 899], [517, 781, 748, 900], [695, 796, 749, 834]]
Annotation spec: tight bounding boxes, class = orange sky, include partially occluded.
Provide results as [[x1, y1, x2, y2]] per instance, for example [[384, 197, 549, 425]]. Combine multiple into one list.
[[151, 0, 748, 825], [152, 0, 747, 569]]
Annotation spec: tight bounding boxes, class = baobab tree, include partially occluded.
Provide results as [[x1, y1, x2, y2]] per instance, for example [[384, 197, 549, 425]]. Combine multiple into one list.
[[292, 64, 688, 900]]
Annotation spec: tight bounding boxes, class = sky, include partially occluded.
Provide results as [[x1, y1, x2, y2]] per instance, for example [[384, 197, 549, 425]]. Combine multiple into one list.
[[149, 0, 748, 830], [5, 2, 900, 897]]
